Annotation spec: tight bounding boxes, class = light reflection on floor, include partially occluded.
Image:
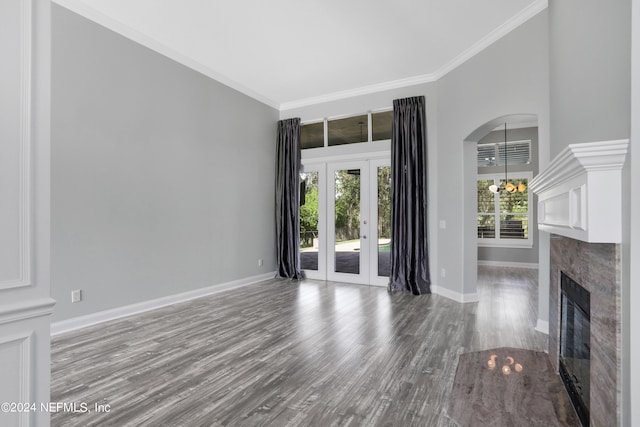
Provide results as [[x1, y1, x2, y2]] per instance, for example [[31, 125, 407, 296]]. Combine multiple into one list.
[[294, 267, 546, 362], [294, 281, 393, 358]]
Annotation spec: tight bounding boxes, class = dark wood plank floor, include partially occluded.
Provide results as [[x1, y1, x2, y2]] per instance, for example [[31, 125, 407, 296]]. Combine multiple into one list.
[[51, 266, 548, 426]]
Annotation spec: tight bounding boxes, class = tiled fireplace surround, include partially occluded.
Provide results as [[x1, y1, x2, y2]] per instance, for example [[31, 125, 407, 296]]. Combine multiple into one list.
[[549, 236, 621, 426], [529, 139, 628, 426]]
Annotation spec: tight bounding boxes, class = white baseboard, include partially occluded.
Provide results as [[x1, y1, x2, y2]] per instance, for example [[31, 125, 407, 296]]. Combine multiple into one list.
[[431, 285, 479, 303], [535, 319, 549, 335], [51, 272, 276, 336], [478, 260, 539, 269]]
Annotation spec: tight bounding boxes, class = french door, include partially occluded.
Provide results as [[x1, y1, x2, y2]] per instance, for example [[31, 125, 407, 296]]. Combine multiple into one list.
[[299, 158, 390, 286]]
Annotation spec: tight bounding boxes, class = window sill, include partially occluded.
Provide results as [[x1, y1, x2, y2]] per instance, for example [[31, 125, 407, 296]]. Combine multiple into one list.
[[477, 240, 533, 249]]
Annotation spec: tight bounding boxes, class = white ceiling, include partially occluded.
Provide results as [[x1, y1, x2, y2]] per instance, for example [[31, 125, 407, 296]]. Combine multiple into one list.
[[54, 0, 547, 110]]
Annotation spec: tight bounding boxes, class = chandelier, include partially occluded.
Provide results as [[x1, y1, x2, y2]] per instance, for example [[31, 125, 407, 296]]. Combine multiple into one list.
[[489, 124, 527, 194]]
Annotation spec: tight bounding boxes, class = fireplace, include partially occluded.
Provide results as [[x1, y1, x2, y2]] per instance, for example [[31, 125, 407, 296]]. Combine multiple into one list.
[[529, 140, 627, 426], [547, 237, 620, 426], [559, 271, 590, 426]]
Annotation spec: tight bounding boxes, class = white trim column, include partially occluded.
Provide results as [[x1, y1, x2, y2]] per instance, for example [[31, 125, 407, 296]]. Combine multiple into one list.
[[628, 1, 639, 425], [0, 1, 54, 426]]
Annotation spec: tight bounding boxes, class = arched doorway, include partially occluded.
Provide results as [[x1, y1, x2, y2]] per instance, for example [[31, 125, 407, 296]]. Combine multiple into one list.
[[462, 114, 539, 301]]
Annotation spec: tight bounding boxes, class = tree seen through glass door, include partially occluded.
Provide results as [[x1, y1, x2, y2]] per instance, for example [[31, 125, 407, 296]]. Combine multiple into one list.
[[377, 166, 391, 277], [334, 169, 361, 274], [299, 172, 318, 271]]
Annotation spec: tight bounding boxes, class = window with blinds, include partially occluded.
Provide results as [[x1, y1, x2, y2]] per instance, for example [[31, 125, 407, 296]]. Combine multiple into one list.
[[477, 140, 531, 167], [477, 173, 532, 247]]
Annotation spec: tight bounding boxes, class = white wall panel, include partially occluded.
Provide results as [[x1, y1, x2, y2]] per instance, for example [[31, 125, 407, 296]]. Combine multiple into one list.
[[0, 1, 53, 426], [0, 0, 31, 289], [0, 331, 32, 427]]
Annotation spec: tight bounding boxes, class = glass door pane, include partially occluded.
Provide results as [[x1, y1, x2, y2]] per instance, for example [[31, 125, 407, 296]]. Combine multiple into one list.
[[368, 159, 391, 287], [333, 168, 361, 274], [300, 171, 319, 271], [376, 165, 391, 278], [299, 164, 326, 280], [327, 161, 369, 285]]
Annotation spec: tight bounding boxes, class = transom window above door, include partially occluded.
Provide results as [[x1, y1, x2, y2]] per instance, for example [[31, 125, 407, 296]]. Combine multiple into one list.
[[300, 110, 393, 150]]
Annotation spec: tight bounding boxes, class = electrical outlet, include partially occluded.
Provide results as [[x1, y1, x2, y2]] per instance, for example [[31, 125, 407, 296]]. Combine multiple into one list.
[[258, 258, 263, 267], [439, 220, 446, 229], [440, 268, 446, 278], [71, 290, 82, 303]]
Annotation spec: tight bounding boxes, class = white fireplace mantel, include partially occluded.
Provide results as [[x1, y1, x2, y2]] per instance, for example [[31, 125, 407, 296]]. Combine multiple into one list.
[[529, 139, 629, 243]]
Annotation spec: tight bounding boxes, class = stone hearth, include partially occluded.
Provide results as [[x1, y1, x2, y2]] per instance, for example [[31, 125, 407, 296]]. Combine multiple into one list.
[[448, 347, 579, 426]]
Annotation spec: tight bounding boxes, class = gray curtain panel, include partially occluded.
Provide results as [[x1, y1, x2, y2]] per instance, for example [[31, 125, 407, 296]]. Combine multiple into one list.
[[389, 96, 431, 295], [275, 118, 303, 279]]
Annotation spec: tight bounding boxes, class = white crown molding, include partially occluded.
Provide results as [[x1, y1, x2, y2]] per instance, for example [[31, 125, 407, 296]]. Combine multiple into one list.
[[431, 0, 548, 80], [529, 139, 629, 193], [281, 0, 548, 111], [529, 139, 629, 243], [51, 272, 275, 336], [279, 74, 438, 111], [51, 0, 280, 109], [53, 0, 547, 112]]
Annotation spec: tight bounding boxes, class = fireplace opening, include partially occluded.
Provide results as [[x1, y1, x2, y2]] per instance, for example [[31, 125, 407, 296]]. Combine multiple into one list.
[[559, 271, 590, 426]]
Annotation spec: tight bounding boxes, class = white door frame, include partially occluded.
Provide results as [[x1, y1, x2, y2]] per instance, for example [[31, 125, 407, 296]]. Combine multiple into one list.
[[301, 153, 390, 287], [368, 158, 392, 287]]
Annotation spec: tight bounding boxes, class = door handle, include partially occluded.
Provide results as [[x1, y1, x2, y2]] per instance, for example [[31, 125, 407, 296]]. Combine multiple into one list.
[[362, 235, 367, 239]]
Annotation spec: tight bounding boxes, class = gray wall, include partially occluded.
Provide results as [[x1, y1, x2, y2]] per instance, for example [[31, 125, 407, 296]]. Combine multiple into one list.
[[477, 127, 539, 264], [437, 11, 549, 297], [51, 5, 279, 322], [549, 1, 632, 425], [549, 0, 631, 157]]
